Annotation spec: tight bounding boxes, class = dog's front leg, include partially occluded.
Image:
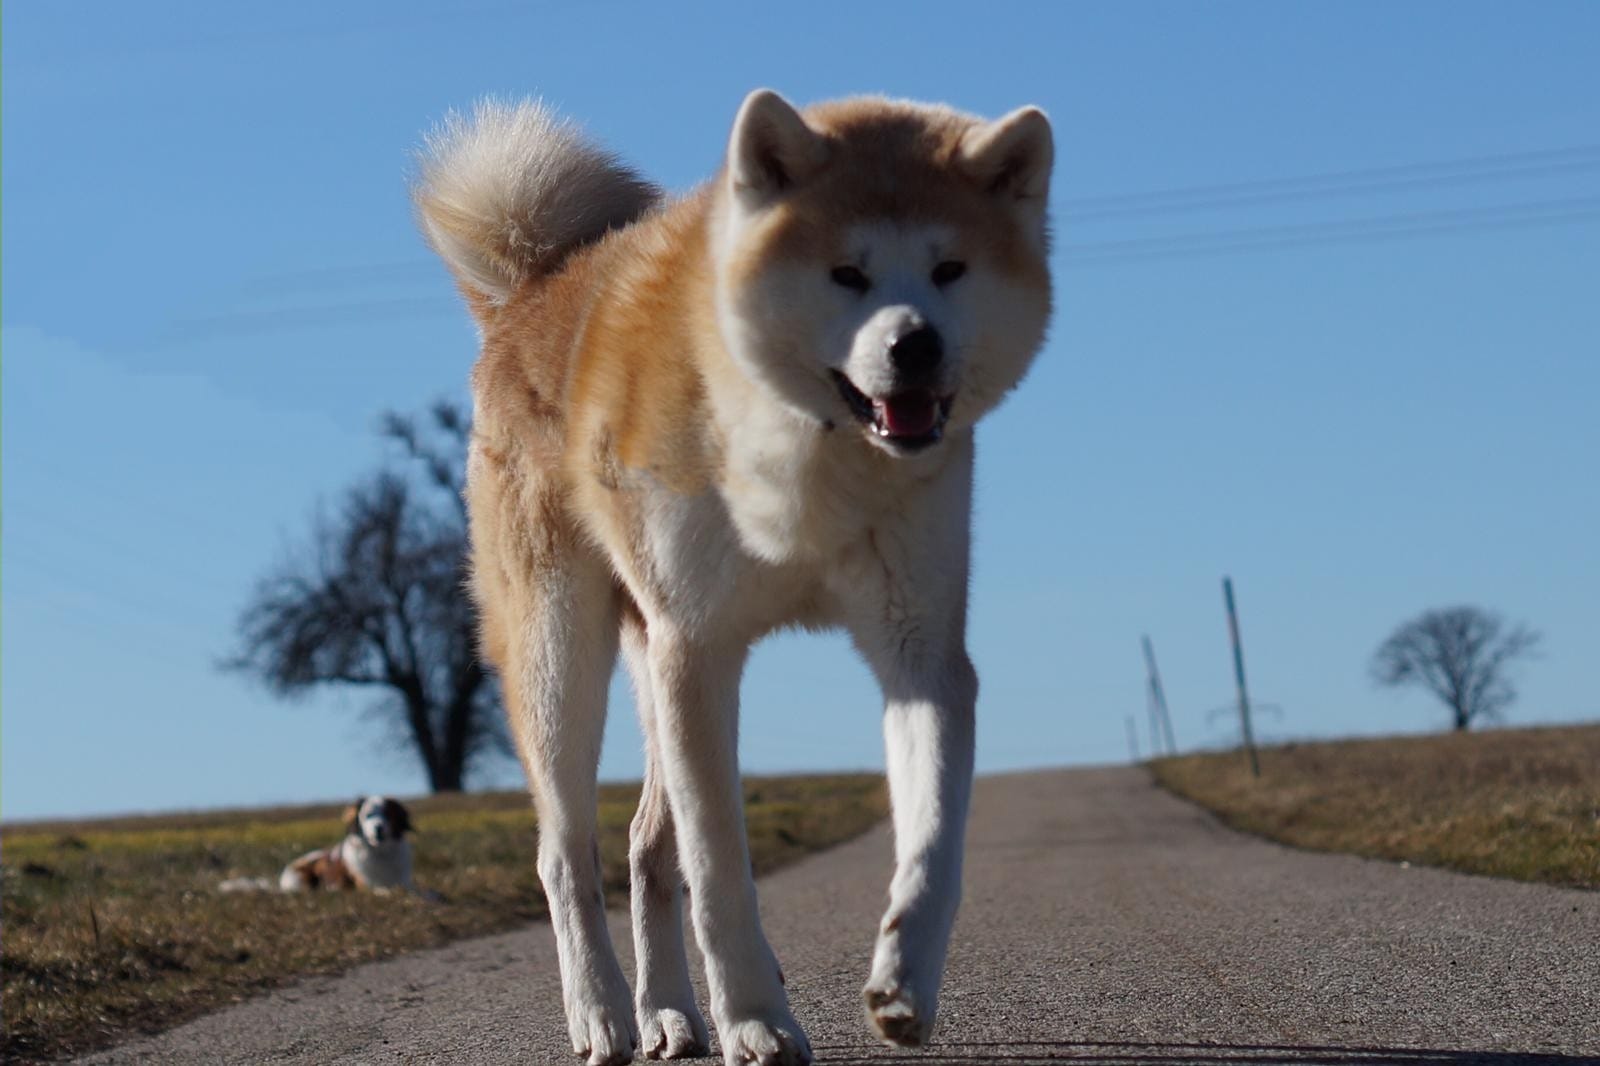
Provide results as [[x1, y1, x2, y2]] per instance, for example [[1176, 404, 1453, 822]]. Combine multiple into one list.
[[859, 641, 976, 1048], [648, 631, 811, 1066], [842, 452, 978, 1049]]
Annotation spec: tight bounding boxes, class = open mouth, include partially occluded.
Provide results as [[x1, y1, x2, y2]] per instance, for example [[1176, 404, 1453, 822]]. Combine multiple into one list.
[[830, 370, 954, 452]]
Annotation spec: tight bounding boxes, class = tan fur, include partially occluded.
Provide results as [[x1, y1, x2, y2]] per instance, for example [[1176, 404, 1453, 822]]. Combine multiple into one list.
[[416, 90, 1053, 1065], [414, 100, 661, 303], [284, 847, 359, 891], [447, 101, 1046, 639]]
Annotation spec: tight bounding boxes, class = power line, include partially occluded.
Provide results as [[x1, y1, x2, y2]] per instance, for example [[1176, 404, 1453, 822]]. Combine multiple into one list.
[[165, 297, 459, 342], [251, 260, 439, 295], [181, 145, 1600, 338], [1060, 195, 1600, 265], [195, 198, 1598, 331], [1063, 157, 1600, 222], [244, 143, 1600, 291], [1058, 144, 1600, 218]]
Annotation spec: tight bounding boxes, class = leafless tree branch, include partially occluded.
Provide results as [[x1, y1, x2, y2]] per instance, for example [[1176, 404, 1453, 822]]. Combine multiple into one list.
[[227, 400, 506, 791]]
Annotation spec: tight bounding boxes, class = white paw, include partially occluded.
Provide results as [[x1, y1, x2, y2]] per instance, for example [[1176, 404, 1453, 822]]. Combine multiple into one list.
[[717, 1013, 811, 1066], [638, 1003, 711, 1060], [568, 987, 640, 1066], [862, 979, 933, 1048], [863, 927, 941, 1048]]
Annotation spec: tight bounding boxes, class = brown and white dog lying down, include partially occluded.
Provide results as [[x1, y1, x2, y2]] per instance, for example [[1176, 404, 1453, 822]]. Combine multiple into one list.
[[218, 795, 418, 895], [279, 795, 416, 893]]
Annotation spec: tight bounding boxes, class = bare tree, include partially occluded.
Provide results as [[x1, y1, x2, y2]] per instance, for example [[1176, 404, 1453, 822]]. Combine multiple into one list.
[[228, 402, 507, 791], [1370, 606, 1540, 731]]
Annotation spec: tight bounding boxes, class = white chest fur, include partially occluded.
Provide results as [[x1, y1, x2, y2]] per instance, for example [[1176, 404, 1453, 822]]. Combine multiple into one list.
[[714, 389, 951, 567], [340, 836, 414, 892]]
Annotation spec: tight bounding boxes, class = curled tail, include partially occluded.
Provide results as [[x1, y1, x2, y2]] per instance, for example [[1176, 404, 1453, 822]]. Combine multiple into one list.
[[414, 99, 661, 304]]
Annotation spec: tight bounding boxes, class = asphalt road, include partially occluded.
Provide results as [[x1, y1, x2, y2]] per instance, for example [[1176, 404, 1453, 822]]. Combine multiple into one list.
[[79, 768, 1599, 1065]]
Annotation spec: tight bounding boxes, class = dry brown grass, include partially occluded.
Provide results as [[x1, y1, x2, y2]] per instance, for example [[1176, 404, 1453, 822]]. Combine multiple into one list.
[[1151, 723, 1600, 890], [0, 774, 886, 1064]]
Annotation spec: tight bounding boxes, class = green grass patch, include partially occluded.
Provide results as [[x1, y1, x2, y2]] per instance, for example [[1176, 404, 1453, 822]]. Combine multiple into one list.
[[1151, 723, 1599, 890], [1, 774, 886, 1063]]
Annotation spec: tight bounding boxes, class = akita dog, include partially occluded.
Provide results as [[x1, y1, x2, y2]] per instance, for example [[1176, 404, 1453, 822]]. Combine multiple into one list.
[[416, 89, 1052, 1065]]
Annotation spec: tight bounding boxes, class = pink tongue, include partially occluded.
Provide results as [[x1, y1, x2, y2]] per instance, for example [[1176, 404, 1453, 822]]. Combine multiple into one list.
[[877, 392, 939, 437]]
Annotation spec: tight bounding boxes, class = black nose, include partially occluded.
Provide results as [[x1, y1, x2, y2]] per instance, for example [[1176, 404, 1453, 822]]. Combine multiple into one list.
[[888, 326, 943, 376]]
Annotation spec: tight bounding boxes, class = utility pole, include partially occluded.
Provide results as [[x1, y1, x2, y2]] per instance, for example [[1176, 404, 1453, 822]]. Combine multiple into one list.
[[1141, 635, 1178, 756], [1147, 693, 1163, 761], [1222, 576, 1261, 777], [1124, 715, 1141, 763]]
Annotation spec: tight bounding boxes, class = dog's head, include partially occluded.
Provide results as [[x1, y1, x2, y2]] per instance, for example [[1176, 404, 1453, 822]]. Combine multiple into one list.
[[712, 90, 1053, 458], [343, 795, 414, 848]]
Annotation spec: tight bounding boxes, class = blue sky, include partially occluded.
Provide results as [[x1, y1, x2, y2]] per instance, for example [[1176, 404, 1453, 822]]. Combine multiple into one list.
[[4, 2, 1597, 819]]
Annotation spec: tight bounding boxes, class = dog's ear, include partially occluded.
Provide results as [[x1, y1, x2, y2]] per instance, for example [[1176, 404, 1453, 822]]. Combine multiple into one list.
[[727, 89, 829, 206], [385, 798, 415, 837], [342, 798, 363, 837], [958, 106, 1053, 239]]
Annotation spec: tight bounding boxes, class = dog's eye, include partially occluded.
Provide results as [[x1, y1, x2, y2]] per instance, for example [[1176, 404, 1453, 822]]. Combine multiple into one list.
[[931, 260, 967, 287], [830, 266, 871, 293]]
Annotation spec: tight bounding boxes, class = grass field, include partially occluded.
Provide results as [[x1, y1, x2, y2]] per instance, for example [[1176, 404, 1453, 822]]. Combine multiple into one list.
[[0, 774, 887, 1064], [1151, 723, 1600, 890]]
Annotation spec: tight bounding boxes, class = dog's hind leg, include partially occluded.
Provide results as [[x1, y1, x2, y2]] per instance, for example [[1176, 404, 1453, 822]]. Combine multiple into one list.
[[648, 633, 811, 1066], [493, 501, 638, 1066], [621, 603, 711, 1060]]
